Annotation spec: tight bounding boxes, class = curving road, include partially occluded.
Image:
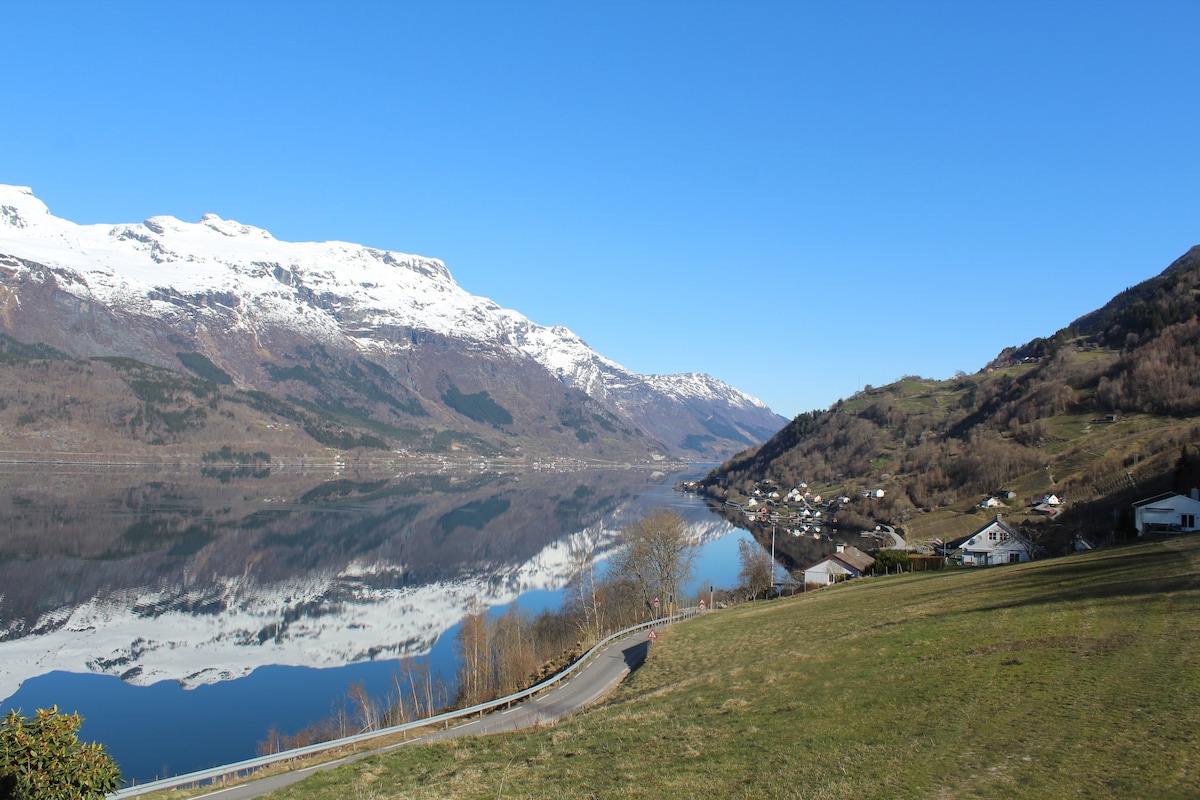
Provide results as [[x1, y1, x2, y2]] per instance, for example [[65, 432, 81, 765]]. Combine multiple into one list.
[[182, 629, 656, 800], [422, 635, 650, 740], [879, 524, 907, 550]]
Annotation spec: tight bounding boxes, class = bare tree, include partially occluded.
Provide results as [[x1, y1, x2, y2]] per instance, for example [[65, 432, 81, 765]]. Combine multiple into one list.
[[610, 509, 698, 618], [737, 537, 775, 600], [347, 680, 379, 733], [454, 599, 491, 706], [491, 605, 539, 697], [564, 538, 603, 641]]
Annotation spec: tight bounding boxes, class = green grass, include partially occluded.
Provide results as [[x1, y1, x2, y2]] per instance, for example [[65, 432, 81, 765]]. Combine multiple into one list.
[[1043, 413, 1094, 445], [902, 507, 1002, 542], [255, 535, 1200, 800], [1071, 349, 1121, 365]]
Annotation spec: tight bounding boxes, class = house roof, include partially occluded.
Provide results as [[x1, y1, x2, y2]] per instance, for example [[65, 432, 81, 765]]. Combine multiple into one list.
[[811, 544, 878, 575], [963, 536, 1028, 554], [961, 517, 1032, 554], [1133, 492, 1200, 509], [969, 517, 1020, 540], [804, 549, 873, 574], [831, 546, 875, 572]]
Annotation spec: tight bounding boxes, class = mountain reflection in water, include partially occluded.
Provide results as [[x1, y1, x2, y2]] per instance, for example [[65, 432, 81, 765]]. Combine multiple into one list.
[[0, 464, 744, 783]]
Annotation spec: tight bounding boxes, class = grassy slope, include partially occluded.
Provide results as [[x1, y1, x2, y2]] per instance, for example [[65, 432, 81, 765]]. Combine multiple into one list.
[[265, 535, 1200, 799]]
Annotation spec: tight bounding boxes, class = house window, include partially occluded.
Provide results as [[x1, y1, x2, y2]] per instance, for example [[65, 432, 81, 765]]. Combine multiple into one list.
[[989, 531, 998, 541], [1184, 514, 1196, 529], [1009, 552, 1021, 563]]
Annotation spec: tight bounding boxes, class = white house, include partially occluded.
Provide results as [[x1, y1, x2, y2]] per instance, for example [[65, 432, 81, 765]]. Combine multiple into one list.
[[1133, 492, 1200, 535], [803, 545, 875, 586], [959, 517, 1033, 566]]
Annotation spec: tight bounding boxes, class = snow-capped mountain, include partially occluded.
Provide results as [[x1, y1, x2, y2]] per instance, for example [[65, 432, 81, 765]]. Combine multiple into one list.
[[0, 185, 784, 460]]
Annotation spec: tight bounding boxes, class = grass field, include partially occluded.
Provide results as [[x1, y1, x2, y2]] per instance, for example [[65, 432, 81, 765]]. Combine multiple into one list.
[[259, 536, 1200, 799]]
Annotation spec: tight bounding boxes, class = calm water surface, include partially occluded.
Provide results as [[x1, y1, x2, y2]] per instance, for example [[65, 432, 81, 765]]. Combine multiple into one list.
[[0, 464, 762, 783]]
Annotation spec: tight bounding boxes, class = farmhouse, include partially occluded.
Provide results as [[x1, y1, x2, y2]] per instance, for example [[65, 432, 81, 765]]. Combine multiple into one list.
[[959, 516, 1033, 566], [803, 544, 875, 586], [1132, 491, 1200, 535]]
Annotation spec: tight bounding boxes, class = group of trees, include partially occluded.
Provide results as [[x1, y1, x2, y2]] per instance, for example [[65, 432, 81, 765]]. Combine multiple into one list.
[[454, 508, 701, 708], [454, 603, 571, 708], [0, 707, 119, 800], [259, 659, 451, 755], [1096, 318, 1200, 416]]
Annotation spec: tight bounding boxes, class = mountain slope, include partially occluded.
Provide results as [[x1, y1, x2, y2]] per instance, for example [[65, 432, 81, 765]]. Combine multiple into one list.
[[0, 186, 785, 460], [699, 246, 1200, 544]]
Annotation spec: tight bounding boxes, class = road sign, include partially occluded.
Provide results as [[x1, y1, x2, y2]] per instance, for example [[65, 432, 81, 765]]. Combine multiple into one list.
[[647, 629, 658, 641], [699, 599, 706, 611], [653, 597, 660, 610]]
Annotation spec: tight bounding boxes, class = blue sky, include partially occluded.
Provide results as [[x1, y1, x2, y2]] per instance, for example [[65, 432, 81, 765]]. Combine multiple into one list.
[[4, 1, 1198, 419]]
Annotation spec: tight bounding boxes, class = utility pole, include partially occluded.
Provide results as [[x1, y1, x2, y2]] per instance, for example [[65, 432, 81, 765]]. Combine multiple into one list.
[[771, 525, 777, 596]]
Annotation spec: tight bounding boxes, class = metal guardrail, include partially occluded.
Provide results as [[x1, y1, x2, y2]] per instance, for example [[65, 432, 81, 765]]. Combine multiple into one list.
[[109, 608, 699, 798]]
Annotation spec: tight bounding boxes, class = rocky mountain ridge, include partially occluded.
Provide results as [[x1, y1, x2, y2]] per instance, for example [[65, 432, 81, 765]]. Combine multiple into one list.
[[0, 185, 784, 460]]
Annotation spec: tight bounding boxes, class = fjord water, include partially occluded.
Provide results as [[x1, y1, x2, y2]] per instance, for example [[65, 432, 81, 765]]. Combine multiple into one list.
[[0, 464, 747, 783]]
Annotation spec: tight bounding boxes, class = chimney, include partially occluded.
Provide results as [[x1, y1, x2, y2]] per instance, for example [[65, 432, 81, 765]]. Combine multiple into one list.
[[835, 543, 845, 554], [1192, 487, 1199, 502]]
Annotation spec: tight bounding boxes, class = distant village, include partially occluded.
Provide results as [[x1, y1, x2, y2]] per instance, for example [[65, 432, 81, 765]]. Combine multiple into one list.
[[682, 477, 1200, 591]]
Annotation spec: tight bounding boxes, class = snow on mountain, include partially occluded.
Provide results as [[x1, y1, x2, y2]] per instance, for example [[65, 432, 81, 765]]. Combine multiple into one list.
[[0, 183, 787, 460], [643, 372, 771, 412], [0, 184, 494, 345], [0, 185, 772, 424]]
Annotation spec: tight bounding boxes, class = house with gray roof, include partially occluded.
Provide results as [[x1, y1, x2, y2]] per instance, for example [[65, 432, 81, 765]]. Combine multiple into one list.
[[960, 516, 1033, 566], [803, 544, 875, 586]]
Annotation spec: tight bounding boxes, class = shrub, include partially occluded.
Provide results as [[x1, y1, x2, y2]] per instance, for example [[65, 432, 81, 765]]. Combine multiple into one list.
[[0, 706, 120, 800]]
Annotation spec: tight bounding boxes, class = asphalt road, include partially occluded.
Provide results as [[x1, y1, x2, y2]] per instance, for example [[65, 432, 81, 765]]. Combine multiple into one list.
[[880, 524, 907, 549], [183, 629, 655, 800]]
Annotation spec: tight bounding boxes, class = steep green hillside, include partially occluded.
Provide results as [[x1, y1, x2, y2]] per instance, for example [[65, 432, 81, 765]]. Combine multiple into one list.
[[263, 534, 1200, 799], [699, 246, 1200, 545]]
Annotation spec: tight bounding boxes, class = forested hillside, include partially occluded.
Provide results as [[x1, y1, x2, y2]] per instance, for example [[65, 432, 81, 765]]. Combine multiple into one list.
[[700, 245, 1200, 541]]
